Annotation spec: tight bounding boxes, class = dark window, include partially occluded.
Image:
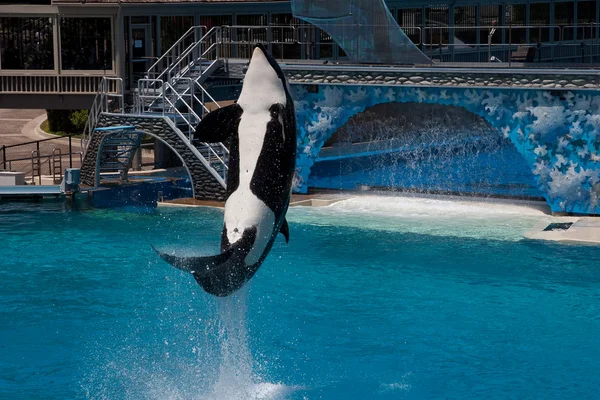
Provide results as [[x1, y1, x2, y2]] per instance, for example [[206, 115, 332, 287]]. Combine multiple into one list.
[[270, 14, 303, 59], [506, 4, 527, 44], [200, 15, 233, 57], [530, 3, 550, 42], [426, 6, 449, 45], [60, 17, 112, 70], [555, 2, 575, 25], [480, 5, 502, 44], [555, 2, 575, 40], [0, 16, 54, 70], [236, 14, 268, 58], [160, 16, 194, 52], [454, 6, 477, 45], [397, 8, 422, 44], [578, 1, 596, 39]]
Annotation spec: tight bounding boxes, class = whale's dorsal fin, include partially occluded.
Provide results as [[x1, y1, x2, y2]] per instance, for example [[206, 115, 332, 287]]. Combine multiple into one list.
[[279, 218, 289, 243], [194, 103, 243, 143]]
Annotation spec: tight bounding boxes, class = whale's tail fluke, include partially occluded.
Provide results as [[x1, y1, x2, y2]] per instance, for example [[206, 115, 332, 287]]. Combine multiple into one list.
[[152, 228, 259, 297]]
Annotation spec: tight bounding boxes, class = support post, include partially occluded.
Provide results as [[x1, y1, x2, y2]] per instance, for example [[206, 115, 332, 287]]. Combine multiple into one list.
[[1, 145, 6, 170], [69, 136, 73, 168]]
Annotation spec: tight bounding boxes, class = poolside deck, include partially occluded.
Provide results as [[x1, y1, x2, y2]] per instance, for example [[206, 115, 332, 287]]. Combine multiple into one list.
[[525, 217, 600, 245]]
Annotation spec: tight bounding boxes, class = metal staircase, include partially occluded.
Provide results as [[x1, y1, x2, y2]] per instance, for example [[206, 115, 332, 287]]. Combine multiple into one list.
[[84, 26, 230, 189], [94, 126, 143, 187]]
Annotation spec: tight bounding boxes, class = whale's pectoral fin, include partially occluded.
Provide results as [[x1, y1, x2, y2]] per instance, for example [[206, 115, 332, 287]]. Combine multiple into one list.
[[279, 218, 289, 243], [151, 245, 234, 273], [193, 103, 243, 143]]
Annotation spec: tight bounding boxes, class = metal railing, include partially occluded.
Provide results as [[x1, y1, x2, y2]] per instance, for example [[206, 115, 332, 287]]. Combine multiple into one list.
[[82, 77, 125, 155], [0, 74, 119, 94], [212, 23, 600, 64], [147, 25, 208, 82], [1, 135, 82, 184], [136, 78, 201, 139]]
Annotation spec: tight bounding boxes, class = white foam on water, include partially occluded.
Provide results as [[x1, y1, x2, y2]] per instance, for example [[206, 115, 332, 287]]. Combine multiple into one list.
[[83, 286, 298, 400], [288, 194, 553, 241]]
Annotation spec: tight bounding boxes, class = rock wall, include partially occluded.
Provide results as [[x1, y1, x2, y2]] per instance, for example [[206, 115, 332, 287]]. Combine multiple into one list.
[[284, 67, 600, 90], [80, 113, 227, 201]]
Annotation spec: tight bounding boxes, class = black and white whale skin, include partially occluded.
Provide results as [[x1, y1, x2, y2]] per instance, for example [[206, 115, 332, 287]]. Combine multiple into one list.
[[154, 44, 296, 297]]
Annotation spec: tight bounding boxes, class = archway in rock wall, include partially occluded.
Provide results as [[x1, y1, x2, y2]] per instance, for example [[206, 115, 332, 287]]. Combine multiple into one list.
[[308, 102, 544, 199], [83, 131, 194, 206], [293, 85, 600, 214]]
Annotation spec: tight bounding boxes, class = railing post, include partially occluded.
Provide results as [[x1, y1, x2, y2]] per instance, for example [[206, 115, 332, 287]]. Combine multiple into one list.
[[1, 145, 6, 170], [69, 136, 73, 168]]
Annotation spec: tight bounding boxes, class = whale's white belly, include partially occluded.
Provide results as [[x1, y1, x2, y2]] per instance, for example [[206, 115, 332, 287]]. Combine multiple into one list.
[[223, 111, 276, 265]]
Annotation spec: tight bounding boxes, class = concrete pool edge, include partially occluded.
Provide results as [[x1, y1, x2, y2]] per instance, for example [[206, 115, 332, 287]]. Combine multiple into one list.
[[525, 217, 600, 245]]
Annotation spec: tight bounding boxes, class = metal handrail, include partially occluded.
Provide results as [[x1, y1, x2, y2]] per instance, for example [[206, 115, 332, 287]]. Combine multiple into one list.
[[31, 150, 41, 185], [82, 77, 124, 155], [147, 25, 208, 81], [422, 25, 562, 46], [155, 26, 218, 85], [52, 148, 62, 183]]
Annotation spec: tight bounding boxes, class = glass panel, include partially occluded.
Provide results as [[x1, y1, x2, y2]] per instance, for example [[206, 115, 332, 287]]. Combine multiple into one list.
[[236, 14, 268, 58], [292, 0, 352, 19], [506, 4, 527, 44], [454, 6, 477, 46], [131, 16, 149, 24], [480, 5, 502, 44], [60, 17, 112, 70], [577, 1, 596, 39], [160, 16, 194, 52], [556, 2, 575, 40], [200, 15, 233, 57], [271, 14, 302, 59], [397, 8, 422, 44], [0, 16, 54, 70], [530, 3, 550, 42], [292, 0, 430, 64], [426, 6, 449, 45]]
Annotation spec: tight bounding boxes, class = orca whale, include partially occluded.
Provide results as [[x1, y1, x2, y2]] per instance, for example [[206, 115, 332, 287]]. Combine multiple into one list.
[[154, 44, 296, 297]]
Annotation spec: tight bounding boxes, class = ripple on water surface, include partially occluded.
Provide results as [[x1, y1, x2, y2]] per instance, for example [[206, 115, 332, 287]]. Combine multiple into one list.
[[1, 199, 599, 400]]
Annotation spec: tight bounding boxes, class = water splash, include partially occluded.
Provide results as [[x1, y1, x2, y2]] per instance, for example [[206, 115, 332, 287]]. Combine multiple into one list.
[[82, 282, 297, 400]]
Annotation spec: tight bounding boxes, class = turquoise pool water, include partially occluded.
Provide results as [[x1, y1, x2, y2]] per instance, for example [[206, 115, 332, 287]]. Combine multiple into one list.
[[1, 198, 600, 399]]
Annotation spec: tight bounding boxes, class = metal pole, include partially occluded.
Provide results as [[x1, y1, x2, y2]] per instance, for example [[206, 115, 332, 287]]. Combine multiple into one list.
[[36, 141, 41, 185], [69, 136, 73, 168], [509, 25, 512, 67], [1, 145, 6, 170]]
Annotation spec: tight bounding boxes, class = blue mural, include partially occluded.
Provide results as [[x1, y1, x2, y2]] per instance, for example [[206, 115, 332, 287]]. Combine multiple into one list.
[[292, 85, 600, 215]]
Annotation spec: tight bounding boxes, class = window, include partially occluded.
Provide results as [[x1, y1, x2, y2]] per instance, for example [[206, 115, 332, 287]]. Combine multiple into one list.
[[426, 6, 449, 45], [0, 16, 54, 70], [555, 2, 575, 26], [160, 16, 194, 52], [530, 3, 550, 42], [454, 6, 477, 45], [480, 5, 502, 44], [60, 17, 112, 70], [577, 1, 596, 39], [397, 8, 422, 44], [506, 4, 527, 44]]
